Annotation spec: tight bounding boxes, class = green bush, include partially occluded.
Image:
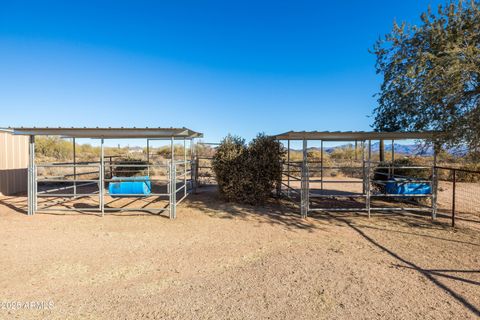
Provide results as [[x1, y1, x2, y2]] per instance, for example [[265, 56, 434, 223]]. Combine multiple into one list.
[[212, 133, 284, 205]]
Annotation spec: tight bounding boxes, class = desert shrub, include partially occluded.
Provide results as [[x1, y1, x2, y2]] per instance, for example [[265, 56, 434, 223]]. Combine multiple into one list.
[[307, 149, 322, 160], [196, 143, 216, 158], [330, 145, 356, 162], [212, 133, 285, 205], [454, 163, 480, 183], [246, 133, 285, 203], [288, 150, 303, 162], [212, 135, 248, 201], [76, 143, 101, 158], [372, 157, 431, 193], [156, 145, 187, 159], [36, 136, 72, 160], [112, 157, 148, 177]]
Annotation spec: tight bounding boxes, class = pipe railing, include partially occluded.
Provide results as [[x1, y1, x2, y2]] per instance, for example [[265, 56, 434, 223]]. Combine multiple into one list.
[[33, 157, 196, 218]]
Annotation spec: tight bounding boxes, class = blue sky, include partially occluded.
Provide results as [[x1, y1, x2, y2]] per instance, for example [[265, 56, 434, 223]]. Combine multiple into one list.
[[0, 0, 445, 142]]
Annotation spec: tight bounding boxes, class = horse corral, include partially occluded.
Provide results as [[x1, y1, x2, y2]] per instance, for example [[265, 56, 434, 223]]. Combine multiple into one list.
[[6, 127, 202, 219], [275, 131, 439, 218]]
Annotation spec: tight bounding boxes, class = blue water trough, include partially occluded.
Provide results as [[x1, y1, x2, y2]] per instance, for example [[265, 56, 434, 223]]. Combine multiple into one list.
[[385, 178, 431, 195], [108, 176, 152, 197]]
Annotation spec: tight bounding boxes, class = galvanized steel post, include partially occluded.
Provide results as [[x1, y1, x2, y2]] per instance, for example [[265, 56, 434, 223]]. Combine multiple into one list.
[[320, 140, 324, 191], [170, 136, 176, 219], [190, 139, 194, 193], [287, 140, 290, 197], [362, 141, 366, 195], [367, 140, 372, 218], [432, 147, 438, 219], [452, 169, 456, 227], [100, 138, 104, 216], [184, 138, 187, 198], [27, 135, 35, 216], [73, 137, 76, 198], [146, 139, 150, 177], [301, 139, 308, 218]]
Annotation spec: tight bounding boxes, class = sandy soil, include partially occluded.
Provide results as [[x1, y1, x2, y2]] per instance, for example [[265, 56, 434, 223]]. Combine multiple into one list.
[[0, 187, 479, 319]]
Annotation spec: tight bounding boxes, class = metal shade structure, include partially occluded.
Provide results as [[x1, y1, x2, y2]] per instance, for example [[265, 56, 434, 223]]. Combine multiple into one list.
[[9, 127, 203, 139], [8, 127, 203, 219], [273, 130, 439, 141], [274, 130, 441, 219]]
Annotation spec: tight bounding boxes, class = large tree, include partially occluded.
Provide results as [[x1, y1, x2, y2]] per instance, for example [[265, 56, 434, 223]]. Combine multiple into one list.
[[372, 0, 480, 151]]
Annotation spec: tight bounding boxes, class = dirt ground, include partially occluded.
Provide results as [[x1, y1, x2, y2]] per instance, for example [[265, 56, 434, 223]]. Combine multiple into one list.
[[0, 187, 479, 319]]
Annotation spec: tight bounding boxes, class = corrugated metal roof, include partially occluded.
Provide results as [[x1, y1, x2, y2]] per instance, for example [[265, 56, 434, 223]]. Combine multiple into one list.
[[273, 131, 440, 141], [5, 127, 203, 139]]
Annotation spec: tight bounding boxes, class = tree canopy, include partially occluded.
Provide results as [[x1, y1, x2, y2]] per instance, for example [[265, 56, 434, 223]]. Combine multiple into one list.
[[372, 0, 480, 151]]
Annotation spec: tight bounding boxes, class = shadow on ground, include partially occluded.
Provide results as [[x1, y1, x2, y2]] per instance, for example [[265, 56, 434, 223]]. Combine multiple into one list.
[[321, 212, 480, 318], [184, 185, 323, 232]]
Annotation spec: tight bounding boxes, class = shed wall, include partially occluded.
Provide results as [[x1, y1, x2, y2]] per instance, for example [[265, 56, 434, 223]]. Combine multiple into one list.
[[0, 132, 29, 195]]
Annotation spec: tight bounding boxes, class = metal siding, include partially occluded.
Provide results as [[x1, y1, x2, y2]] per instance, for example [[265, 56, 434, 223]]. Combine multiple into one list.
[[0, 132, 29, 195]]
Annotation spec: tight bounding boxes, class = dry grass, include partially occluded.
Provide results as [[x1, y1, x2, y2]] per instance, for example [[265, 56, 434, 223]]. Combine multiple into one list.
[[0, 188, 479, 319]]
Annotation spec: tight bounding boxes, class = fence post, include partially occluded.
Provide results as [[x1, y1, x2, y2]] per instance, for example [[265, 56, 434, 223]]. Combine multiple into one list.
[[275, 140, 282, 197], [432, 166, 438, 219], [452, 169, 456, 228], [170, 137, 176, 219], [171, 160, 176, 219], [287, 139, 290, 198], [300, 139, 308, 218], [168, 161, 171, 217], [100, 138, 104, 216], [367, 140, 372, 218], [73, 138, 76, 198], [194, 157, 199, 193], [301, 163, 306, 218]]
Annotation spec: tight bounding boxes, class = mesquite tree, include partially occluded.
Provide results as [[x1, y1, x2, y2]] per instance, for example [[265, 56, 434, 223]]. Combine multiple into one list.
[[372, 1, 480, 152]]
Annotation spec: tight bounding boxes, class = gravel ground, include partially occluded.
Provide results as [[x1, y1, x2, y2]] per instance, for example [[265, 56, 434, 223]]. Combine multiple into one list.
[[0, 187, 479, 319]]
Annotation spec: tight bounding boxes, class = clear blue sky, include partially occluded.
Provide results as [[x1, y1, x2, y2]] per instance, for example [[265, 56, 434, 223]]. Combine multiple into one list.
[[0, 0, 445, 142]]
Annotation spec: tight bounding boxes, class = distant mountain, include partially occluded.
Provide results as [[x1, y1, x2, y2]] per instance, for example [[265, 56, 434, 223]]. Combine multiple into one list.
[[303, 142, 467, 156], [370, 142, 432, 155]]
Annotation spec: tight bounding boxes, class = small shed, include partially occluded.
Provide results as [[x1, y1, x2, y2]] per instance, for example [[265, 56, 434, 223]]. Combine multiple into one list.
[[0, 130, 29, 195]]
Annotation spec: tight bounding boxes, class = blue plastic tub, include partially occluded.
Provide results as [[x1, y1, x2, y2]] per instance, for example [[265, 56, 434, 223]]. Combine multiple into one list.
[[108, 176, 151, 197], [385, 178, 431, 195]]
